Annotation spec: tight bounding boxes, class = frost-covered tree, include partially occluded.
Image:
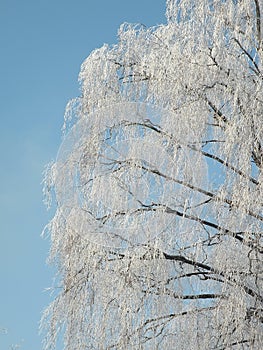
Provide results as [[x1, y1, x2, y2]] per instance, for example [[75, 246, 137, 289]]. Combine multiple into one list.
[[42, 0, 263, 349]]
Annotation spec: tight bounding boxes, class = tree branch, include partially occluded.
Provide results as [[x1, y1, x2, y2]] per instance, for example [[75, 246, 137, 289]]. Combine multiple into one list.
[[254, 0, 262, 50], [233, 37, 261, 75], [119, 120, 260, 186], [162, 251, 263, 302]]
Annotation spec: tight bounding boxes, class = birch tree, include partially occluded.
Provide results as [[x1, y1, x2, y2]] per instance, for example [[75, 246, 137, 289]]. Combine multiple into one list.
[[42, 0, 263, 349]]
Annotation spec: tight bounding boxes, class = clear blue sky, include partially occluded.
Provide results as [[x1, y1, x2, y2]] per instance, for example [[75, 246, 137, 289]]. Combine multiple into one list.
[[0, 0, 165, 349]]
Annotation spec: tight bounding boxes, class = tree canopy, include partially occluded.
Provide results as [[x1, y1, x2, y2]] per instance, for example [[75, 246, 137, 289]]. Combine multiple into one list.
[[42, 1, 263, 349]]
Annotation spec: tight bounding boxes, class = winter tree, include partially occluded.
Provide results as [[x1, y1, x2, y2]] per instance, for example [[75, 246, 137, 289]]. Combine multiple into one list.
[[41, 0, 263, 349]]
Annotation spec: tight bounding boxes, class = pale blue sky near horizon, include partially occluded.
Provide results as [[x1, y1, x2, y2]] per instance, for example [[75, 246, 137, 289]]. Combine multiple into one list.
[[0, 1, 165, 349]]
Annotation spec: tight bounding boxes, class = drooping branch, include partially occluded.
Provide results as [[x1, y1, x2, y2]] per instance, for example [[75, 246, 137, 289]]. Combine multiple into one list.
[[105, 157, 263, 222], [117, 120, 260, 186], [142, 306, 217, 328], [162, 251, 263, 302], [106, 306, 218, 350]]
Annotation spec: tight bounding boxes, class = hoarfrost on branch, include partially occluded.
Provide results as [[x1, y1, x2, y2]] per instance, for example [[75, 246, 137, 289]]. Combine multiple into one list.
[[42, 1, 263, 349]]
